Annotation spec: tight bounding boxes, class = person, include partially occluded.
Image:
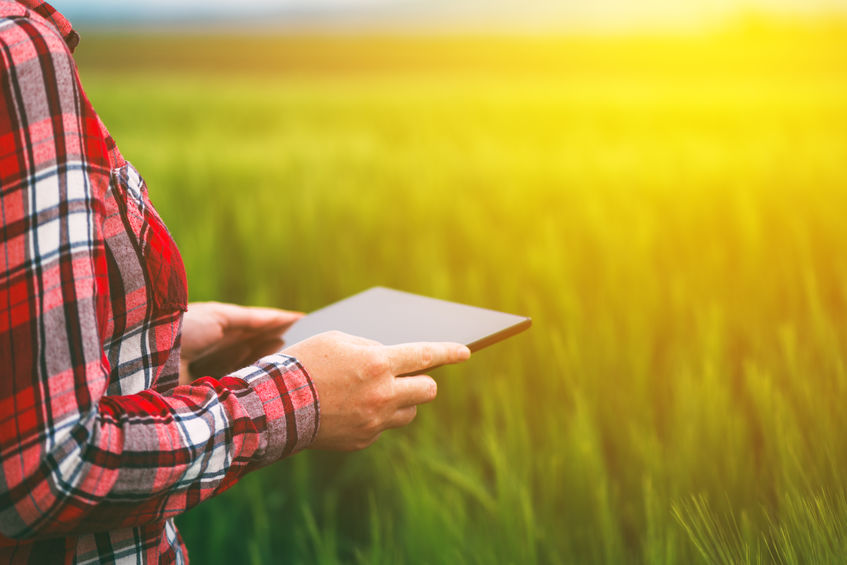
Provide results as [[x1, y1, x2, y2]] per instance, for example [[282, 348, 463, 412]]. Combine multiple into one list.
[[0, 1, 471, 562]]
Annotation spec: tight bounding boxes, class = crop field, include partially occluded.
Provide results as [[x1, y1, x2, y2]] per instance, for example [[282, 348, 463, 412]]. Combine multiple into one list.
[[75, 26, 847, 563]]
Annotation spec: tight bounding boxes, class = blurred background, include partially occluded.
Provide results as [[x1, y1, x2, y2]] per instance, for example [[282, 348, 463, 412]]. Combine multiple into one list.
[[58, 0, 847, 562]]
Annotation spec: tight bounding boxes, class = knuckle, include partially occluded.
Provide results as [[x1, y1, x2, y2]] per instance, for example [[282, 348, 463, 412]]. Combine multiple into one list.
[[371, 387, 390, 408], [365, 352, 390, 377], [420, 347, 433, 368], [427, 379, 438, 400], [354, 404, 374, 426], [364, 414, 382, 435]]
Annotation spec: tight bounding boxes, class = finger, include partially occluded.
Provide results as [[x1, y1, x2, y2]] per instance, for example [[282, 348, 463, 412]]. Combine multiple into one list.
[[250, 308, 304, 330], [385, 342, 470, 376], [214, 303, 304, 332], [385, 406, 418, 429], [393, 375, 438, 407]]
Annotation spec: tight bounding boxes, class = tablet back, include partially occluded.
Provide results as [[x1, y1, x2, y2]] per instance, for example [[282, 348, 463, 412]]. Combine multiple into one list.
[[283, 286, 531, 351]]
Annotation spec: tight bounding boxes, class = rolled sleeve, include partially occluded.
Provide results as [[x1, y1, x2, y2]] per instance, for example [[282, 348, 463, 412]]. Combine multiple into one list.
[[228, 354, 320, 466]]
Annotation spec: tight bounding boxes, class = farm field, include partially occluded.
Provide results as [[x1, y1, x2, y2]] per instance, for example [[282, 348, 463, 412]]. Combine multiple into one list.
[[75, 27, 847, 563]]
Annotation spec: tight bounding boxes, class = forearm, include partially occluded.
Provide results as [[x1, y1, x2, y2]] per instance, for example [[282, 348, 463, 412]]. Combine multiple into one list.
[[0, 354, 318, 540]]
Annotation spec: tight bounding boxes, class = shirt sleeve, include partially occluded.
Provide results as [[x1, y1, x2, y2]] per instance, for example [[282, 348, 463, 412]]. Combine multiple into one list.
[[0, 14, 319, 540]]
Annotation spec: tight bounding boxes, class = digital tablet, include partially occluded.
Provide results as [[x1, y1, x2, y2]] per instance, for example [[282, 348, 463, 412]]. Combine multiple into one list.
[[283, 287, 531, 355]]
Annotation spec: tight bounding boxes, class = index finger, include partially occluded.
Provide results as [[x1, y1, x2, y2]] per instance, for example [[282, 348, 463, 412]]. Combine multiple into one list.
[[384, 342, 471, 376]]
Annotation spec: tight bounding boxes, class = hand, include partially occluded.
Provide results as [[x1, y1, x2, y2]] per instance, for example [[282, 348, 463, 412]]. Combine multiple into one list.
[[283, 331, 471, 451], [179, 302, 303, 385]]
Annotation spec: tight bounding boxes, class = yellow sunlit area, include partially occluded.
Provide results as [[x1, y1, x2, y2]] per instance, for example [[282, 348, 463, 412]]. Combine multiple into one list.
[[69, 0, 847, 561]]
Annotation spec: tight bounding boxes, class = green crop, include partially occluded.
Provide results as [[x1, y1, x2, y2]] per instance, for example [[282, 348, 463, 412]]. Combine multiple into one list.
[[76, 27, 847, 564]]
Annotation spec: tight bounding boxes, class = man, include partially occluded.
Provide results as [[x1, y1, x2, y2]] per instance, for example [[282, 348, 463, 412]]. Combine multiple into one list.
[[0, 1, 470, 562]]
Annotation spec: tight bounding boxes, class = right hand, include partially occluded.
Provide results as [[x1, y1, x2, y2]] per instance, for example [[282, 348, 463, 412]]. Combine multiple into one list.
[[283, 331, 471, 451]]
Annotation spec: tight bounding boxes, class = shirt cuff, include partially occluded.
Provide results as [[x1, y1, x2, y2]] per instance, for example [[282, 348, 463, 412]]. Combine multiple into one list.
[[229, 353, 320, 467]]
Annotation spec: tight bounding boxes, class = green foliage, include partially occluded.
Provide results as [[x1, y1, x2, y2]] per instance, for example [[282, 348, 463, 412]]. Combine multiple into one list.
[[76, 30, 847, 563]]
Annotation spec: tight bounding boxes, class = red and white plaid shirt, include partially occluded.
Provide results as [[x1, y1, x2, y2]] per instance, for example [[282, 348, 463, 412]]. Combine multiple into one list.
[[0, 2, 320, 562]]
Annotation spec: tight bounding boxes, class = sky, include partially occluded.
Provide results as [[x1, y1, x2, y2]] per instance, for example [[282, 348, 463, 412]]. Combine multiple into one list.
[[53, 0, 847, 31]]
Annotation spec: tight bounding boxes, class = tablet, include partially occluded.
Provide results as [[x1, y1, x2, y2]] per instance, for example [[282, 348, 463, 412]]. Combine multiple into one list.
[[283, 286, 531, 353]]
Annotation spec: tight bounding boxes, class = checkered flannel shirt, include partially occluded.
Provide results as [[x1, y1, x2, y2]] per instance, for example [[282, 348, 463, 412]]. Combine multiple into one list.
[[0, 2, 320, 562]]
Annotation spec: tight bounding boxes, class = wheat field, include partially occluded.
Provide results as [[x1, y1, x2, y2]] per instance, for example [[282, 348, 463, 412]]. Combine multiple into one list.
[[75, 25, 847, 563]]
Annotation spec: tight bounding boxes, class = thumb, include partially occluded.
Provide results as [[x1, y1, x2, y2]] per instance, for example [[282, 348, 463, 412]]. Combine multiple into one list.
[[217, 303, 304, 332]]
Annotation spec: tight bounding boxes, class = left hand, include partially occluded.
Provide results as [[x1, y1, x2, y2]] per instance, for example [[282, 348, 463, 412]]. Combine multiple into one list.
[[179, 301, 303, 385]]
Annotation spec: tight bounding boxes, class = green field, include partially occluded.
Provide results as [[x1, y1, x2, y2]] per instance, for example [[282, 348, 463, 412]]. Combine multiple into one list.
[[76, 27, 847, 563]]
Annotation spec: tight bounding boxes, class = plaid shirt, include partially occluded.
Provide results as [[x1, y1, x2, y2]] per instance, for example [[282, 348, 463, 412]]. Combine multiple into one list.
[[0, 2, 320, 562]]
